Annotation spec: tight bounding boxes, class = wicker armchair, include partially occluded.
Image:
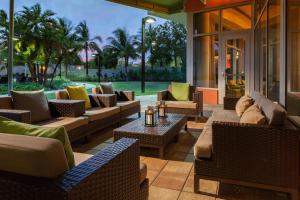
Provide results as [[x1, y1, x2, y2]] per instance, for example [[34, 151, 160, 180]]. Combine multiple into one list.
[[0, 138, 149, 200], [157, 85, 203, 121], [194, 94, 300, 200], [92, 87, 141, 120]]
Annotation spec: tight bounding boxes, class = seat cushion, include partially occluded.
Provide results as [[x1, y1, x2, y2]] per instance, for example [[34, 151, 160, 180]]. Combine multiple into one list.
[[211, 110, 240, 123], [67, 85, 91, 110], [37, 117, 88, 132], [170, 82, 190, 101], [11, 90, 51, 123], [0, 133, 69, 178], [117, 101, 140, 110], [240, 104, 266, 125], [100, 82, 114, 94], [84, 107, 120, 122], [164, 101, 197, 109], [74, 152, 92, 166], [194, 125, 212, 159], [140, 162, 147, 184], [235, 95, 254, 117], [0, 116, 75, 168]]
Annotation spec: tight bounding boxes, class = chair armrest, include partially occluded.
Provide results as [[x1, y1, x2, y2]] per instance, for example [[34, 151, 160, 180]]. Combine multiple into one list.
[[115, 91, 135, 101], [48, 100, 85, 117], [211, 121, 299, 188], [89, 94, 117, 107], [157, 90, 169, 101], [193, 91, 203, 111], [223, 96, 240, 110], [0, 109, 31, 123]]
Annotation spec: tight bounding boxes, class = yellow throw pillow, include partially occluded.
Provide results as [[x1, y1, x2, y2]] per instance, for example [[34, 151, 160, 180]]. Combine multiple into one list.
[[67, 85, 91, 110], [171, 82, 190, 101]]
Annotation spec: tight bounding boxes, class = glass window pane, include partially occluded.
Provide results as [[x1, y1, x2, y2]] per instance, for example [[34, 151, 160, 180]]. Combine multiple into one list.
[[287, 1, 300, 115], [222, 5, 252, 31], [194, 35, 219, 88], [255, 0, 267, 22], [267, 0, 280, 102], [194, 11, 219, 35]]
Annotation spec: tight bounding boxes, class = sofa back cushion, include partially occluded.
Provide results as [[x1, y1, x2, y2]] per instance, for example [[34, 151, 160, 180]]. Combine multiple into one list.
[[100, 83, 114, 94], [67, 86, 91, 110], [251, 92, 287, 125], [0, 96, 13, 109], [0, 133, 68, 178], [240, 104, 266, 125], [235, 95, 254, 117], [56, 90, 69, 100], [0, 116, 75, 168], [11, 90, 51, 123]]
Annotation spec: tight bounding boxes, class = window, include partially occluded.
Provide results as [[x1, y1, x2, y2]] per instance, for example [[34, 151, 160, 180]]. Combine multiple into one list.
[[287, 1, 300, 115], [194, 35, 219, 88], [194, 11, 219, 35], [222, 5, 252, 31]]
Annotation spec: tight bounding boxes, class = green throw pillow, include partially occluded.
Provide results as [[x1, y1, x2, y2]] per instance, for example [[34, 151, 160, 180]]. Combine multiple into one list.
[[171, 82, 190, 101], [0, 116, 75, 168]]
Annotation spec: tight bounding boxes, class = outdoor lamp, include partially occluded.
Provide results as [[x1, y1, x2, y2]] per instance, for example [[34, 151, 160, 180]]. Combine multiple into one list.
[[158, 100, 167, 118], [143, 16, 156, 24], [145, 106, 156, 127]]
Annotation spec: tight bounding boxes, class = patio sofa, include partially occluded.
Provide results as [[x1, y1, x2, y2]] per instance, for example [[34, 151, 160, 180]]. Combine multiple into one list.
[[0, 133, 149, 199], [193, 92, 299, 200], [0, 94, 89, 142], [56, 90, 121, 139], [157, 84, 203, 121], [92, 85, 141, 120]]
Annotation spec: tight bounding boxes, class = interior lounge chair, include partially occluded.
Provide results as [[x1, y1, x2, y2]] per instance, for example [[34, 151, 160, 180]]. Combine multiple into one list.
[[0, 91, 89, 142], [0, 133, 149, 200], [92, 83, 141, 120], [157, 83, 203, 121]]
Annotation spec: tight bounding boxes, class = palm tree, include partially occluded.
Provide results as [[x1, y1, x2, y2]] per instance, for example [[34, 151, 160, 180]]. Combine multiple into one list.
[[106, 28, 138, 81], [0, 10, 8, 70], [75, 20, 102, 76]]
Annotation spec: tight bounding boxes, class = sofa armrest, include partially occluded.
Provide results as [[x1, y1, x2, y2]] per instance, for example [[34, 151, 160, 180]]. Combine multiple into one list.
[[223, 96, 240, 110], [48, 100, 85, 117], [211, 121, 299, 188], [115, 91, 135, 101], [89, 94, 117, 107], [157, 90, 169, 101], [193, 91, 203, 111], [0, 109, 31, 123], [0, 138, 141, 200]]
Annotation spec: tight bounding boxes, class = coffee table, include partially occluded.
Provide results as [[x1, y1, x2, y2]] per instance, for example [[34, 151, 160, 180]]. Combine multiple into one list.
[[113, 114, 187, 158]]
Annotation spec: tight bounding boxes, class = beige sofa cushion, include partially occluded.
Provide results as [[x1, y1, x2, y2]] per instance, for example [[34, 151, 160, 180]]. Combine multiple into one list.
[[11, 90, 52, 123], [194, 125, 212, 159], [74, 152, 93, 165], [117, 101, 140, 110], [164, 101, 197, 109], [36, 117, 88, 131], [84, 107, 120, 122], [0, 133, 68, 178], [258, 97, 287, 125], [240, 104, 266, 125], [235, 95, 254, 117]]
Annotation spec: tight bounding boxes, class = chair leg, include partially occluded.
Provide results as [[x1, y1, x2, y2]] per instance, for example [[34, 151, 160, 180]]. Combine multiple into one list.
[[138, 112, 141, 118], [194, 175, 200, 193]]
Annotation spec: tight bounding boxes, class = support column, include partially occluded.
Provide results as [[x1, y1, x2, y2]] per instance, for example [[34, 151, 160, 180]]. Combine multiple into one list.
[[7, 0, 14, 94]]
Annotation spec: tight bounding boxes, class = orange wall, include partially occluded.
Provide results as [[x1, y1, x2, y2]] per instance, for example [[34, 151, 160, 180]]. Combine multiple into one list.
[[197, 87, 219, 105], [185, 0, 249, 12]]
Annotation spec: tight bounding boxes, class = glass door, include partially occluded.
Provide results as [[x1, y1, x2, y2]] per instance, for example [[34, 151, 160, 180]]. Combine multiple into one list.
[[220, 33, 250, 102]]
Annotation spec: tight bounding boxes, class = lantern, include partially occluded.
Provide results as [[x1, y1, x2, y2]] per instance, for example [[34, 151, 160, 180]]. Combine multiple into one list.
[[158, 100, 167, 118], [145, 106, 156, 127]]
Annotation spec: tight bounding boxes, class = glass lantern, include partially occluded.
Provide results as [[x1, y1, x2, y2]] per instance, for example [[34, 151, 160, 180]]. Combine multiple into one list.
[[145, 106, 156, 127], [158, 100, 167, 118]]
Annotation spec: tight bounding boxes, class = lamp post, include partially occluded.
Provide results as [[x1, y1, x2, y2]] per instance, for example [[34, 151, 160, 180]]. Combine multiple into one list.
[[92, 53, 101, 83], [141, 16, 156, 93]]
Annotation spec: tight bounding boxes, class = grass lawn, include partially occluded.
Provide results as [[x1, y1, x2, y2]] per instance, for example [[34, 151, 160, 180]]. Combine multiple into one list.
[[88, 81, 170, 96]]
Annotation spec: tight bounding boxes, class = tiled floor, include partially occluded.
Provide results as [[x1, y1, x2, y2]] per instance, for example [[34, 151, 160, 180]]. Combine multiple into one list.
[[73, 105, 290, 200]]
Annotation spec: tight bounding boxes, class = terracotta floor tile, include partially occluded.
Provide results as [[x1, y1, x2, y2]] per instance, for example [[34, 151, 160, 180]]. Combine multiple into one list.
[[147, 169, 160, 185], [152, 171, 189, 191], [178, 192, 216, 200], [149, 186, 180, 200], [183, 176, 218, 195], [140, 156, 147, 161], [142, 157, 168, 171], [163, 161, 193, 174]]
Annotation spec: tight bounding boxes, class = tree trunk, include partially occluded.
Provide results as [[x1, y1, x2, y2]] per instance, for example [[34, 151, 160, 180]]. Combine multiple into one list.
[[151, 62, 154, 81], [125, 57, 128, 81], [27, 60, 37, 82], [85, 42, 89, 76], [174, 54, 177, 67], [50, 57, 63, 88]]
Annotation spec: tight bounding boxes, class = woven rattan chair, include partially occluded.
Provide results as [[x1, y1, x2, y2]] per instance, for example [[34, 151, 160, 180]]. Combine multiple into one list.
[[157, 85, 203, 121]]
